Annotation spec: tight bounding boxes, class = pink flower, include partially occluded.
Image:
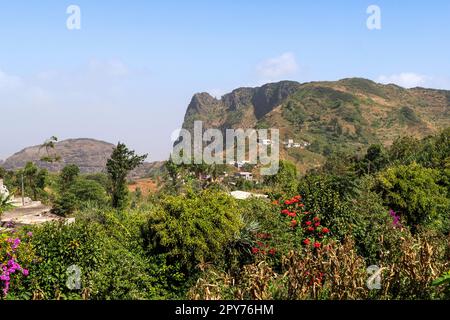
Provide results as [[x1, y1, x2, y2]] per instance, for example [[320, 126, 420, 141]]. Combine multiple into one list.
[[0, 274, 10, 281]]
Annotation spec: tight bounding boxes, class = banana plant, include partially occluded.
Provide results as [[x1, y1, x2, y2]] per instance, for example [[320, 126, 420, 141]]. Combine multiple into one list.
[[432, 271, 450, 297], [432, 270, 450, 288]]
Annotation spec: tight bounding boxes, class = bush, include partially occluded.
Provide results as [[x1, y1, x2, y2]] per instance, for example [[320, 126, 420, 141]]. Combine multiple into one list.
[[143, 189, 243, 271], [1, 232, 35, 300], [15, 221, 107, 300], [298, 174, 361, 241], [374, 162, 449, 232], [6, 211, 182, 300], [53, 178, 108, 216]]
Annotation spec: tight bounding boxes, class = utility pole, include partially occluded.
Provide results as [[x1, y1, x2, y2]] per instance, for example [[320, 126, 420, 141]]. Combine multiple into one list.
[[21, 173, 24, 206]]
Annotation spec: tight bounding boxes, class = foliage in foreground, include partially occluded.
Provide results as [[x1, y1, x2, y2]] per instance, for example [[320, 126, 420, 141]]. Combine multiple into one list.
[[1, 129, 450, 300], [142, 189, 243, 271]]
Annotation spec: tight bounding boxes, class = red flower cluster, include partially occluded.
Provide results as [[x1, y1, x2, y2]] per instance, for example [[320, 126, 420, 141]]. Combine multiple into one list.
[[251, 238, 276, 256], [276, 195, 331, 250]]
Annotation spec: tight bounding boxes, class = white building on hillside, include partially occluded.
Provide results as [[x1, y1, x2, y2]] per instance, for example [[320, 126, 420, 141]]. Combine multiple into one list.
[[283, 139, 310, 149], [257, 139, 272, 146], [235, 172, 253, 181]]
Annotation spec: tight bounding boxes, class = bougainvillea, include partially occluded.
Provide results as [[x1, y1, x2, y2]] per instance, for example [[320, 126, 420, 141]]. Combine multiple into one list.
[[0, 233, 31, 298], [389, 209, 401, 228]]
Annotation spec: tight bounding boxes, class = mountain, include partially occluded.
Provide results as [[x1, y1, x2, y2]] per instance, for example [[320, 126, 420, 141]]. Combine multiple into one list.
[[181, 78, 450, 172], [2, 138, 114, 173], [1, 138, 164, 178]]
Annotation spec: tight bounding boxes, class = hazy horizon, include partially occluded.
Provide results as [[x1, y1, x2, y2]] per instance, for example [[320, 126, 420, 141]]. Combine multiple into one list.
[[1, 0, 450, 161]]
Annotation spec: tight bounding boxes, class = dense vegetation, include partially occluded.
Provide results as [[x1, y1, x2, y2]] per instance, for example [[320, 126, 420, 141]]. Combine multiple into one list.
[[1, 129, 449, 300]]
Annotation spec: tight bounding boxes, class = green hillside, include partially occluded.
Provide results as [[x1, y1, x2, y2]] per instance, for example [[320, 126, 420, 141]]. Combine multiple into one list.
[[181, 78, 450, 172]]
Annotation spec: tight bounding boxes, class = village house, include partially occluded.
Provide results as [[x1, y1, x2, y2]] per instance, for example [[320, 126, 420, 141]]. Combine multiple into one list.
[[229, 160, 251, 169], [234, 172, 253, 181], [257, 139, 272, 146], [283, 139, 311, 149]]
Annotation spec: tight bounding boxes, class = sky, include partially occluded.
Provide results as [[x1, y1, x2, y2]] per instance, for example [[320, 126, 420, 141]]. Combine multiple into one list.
[[0, 0, 449, 161]]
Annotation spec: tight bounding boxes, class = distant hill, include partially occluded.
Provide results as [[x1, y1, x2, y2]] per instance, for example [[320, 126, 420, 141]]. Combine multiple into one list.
[[1, 138, 164, 178], [181, 78, 450, 172]]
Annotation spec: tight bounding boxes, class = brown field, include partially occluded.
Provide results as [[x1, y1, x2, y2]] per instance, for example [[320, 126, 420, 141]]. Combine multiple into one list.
[[128, 178, 158, 195]]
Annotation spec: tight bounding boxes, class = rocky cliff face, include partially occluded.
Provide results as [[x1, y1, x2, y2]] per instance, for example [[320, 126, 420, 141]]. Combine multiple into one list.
[[182, 81, 301, 131], [180, 78, 450, 172]]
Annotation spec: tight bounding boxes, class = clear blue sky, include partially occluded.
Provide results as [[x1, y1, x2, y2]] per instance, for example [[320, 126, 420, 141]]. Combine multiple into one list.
[[1, 0, 449, 160]]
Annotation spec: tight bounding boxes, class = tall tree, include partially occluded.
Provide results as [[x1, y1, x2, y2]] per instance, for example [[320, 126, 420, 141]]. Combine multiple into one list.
[[22, 162, 48, 200], [59, 164, 80, 191], [263, 160, 298, 195], [106, 143, 147, 209], [165, 158, 181, 187]]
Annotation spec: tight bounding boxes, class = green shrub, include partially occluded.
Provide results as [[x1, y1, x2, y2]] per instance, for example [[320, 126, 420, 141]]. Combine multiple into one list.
[[374, 162, 449, 232], [59, 164, 80, 191], [20, 221, 108, 300], [298, 174, 360, 241], [53, 178, 108, 216], [7, 210, 183, 300], [239, 197, 305, 263], [143, 189, 243, 271]]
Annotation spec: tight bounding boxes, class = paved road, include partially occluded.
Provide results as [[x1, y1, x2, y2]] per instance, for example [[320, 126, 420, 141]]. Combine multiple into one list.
[[1, 202, 62, 226]]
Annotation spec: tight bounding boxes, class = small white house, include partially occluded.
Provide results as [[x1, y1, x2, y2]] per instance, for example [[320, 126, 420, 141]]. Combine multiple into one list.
[[235, 172, 253, 181], [258, 139, 272, 146], [283, 139, 294, 148], [283, 139, 310, 149], [232, 160, 250, 169]]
